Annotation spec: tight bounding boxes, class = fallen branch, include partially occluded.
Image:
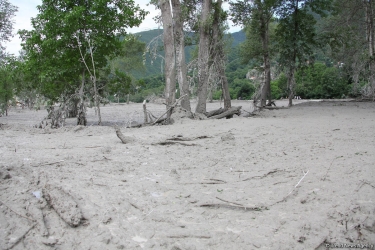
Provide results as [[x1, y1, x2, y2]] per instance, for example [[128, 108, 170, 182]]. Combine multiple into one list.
[[166, 135, 210, 141], [199, 203, 265, 211], [205, 108, 224, 118], [152, 94, 187, 125], [209, 106, 242, 119]]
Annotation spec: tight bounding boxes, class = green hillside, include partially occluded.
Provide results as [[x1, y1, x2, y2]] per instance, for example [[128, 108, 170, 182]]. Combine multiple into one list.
[[130, 29, 246, 79]]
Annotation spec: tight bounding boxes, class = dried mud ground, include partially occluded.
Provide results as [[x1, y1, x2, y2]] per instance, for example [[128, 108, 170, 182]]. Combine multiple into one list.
[[0, 100, 374, 250]]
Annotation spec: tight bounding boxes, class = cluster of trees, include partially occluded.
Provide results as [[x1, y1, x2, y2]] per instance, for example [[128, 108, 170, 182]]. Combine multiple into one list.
[[0, 0, 374, 123]]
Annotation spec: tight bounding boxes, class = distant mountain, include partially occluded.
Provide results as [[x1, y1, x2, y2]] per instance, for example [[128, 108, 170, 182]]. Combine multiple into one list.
[[130, 29, 245, 79]]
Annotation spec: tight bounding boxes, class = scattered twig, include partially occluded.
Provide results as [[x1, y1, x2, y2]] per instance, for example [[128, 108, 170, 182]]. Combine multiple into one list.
[[31, 160, 64, 168], [167, 235, 211, 239], [0, 201, 36, 222], [7, 223, 37, 250], [199, 203, 265, 211], [242, 169, 280, 181], [166, 135, 211, 141], [322, 156, 343, 181], [153, 141, 196, 146], [215, 197, 244, 206], [276, 170, 309, 203], [356, 180, 375, 192]]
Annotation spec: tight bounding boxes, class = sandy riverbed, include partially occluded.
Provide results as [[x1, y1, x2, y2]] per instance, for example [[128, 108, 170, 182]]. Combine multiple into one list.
[[0, 100, 374, 250]]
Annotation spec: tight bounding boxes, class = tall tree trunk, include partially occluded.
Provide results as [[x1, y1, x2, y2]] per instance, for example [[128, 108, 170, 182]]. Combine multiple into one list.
[[171, 0, 191, 111], [77, 70, 87, 126], [260, 14, 271, 107], [365, 0, 375, 99], [288, 1, 299, 107], [287, 66, 295, 107], [93, 77, 101, 125], [211, 0, 231, 110], [195, 0, 211, 114], [160, 0, 176, 121]]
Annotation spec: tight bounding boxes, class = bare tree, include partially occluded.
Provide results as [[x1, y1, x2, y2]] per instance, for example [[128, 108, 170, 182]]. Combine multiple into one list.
[[159, 0, 176, 122], [171, 0, 191, 112]]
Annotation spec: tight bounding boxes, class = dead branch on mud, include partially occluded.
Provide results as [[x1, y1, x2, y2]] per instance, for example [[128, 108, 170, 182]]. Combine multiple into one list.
[[32, 160, 64, 168], [209, 106, 242, 119], [241, 169, 280, 181], [167, 235, 211, 239], [153, 94, 187, 125], [114, 126, 130, 144], [0, 201, 36, 222], [275, 170, 309, 204], [322, 156, 343, 181], [199, 203, 266, 211], [152, 141, 197, 146], [166, 135, 211, 141], [355, 180, 375, 192], [7, 223, 37, 250]]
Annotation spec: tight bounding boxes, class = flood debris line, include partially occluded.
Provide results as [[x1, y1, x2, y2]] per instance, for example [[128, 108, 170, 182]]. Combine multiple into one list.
[[43, 185, 83, 227]]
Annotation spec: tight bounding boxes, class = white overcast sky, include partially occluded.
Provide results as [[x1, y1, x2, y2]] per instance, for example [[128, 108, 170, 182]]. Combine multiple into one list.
[[5, 0, 241, 56]]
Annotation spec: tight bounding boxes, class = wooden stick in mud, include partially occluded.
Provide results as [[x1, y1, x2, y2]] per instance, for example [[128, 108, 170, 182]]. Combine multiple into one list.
[[143, 100, 148, 124], [114, 126, 128, 144]]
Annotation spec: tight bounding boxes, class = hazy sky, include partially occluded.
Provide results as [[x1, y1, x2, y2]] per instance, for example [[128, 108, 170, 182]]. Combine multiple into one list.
[[5, 0, 241, 56]]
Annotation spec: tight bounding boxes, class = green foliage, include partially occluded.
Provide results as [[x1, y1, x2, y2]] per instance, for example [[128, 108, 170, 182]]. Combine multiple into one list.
[[0, 0, 18, 58], [237, 81, 255, 100], [275, 0, 333, 70], [19, 0, 147, 103], [295, 63, 349, 99], [0, 56, 20, 115]]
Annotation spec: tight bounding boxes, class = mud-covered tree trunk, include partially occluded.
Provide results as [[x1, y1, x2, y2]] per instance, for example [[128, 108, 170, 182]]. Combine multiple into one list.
[[195, 0, 211, 114], [160, 0, 176, 122], [171, 0, 191, 112], [77, 70, 87, 126]]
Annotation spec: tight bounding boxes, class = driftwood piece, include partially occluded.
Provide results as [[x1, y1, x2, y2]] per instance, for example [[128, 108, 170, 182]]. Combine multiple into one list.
[[209, 106, 242, 119], [43, 185, 83, 227], [205, 108, 224, 118]]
